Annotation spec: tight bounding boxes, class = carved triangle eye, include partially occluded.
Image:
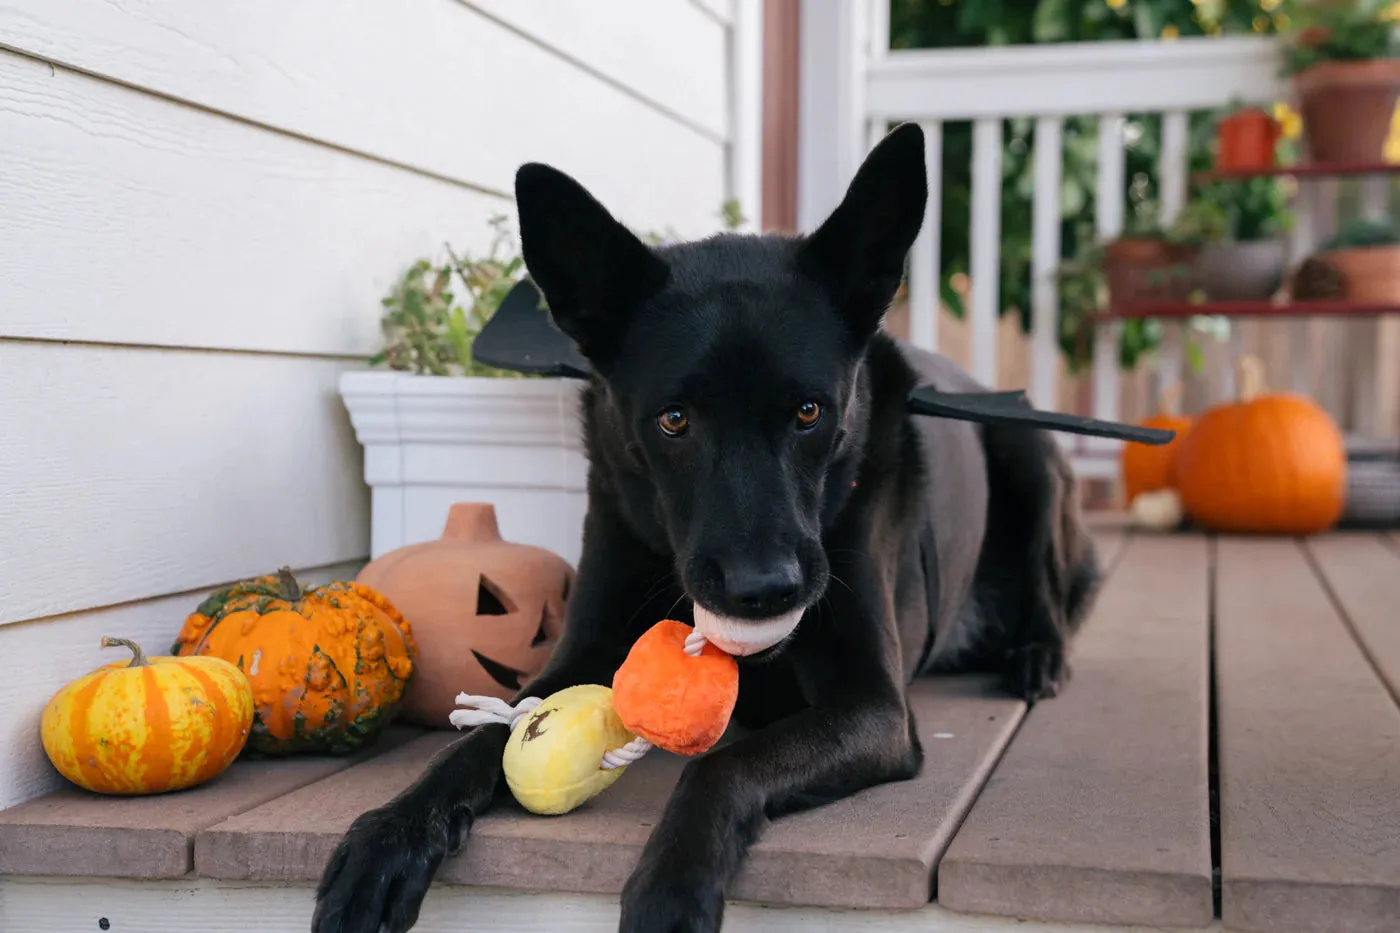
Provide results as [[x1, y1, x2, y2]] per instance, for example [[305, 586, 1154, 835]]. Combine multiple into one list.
[[532, 610, 550, 648], [477, 576, 515, 616]]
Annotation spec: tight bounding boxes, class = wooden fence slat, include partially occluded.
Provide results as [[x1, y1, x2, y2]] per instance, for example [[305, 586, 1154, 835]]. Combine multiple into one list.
[[196, 677, 1024, 909], [0, 728, 420, 879], [938, 533, 1214, 928], [1215, 536, 1400, 933], [1306, 533, 1400, 703]]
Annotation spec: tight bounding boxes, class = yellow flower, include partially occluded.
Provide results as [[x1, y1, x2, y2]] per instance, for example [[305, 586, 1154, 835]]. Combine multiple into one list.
[[1162, 24, 1181, 39], [1272, 101, 1303, 141], [1382, 2, 1400, 24], [1384, 102, 1400, 165], [1107, 0, 1126, 10]]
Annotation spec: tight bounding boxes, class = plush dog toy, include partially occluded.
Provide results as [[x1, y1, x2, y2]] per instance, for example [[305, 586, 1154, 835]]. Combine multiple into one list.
[[450, 612, 793, 815]]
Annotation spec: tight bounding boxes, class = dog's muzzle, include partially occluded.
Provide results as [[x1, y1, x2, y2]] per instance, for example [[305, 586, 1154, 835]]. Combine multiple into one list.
[[692, 604, 804, 656]]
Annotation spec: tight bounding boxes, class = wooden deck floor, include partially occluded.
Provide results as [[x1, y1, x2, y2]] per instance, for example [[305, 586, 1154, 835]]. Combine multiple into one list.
[[2, 524, 1399, 932]]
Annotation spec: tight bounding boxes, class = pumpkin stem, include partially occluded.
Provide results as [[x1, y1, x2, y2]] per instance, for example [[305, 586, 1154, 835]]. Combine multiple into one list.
[[1158, 382, 1183, 417], [101, 636, 149, 668], [442, 503, 502, 544], [276, 566, 302, 601], [1237, 354, 1266, 403]]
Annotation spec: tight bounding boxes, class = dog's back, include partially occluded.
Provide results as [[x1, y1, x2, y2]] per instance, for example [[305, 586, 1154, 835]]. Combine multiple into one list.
[[862, 336, 1101, 696]]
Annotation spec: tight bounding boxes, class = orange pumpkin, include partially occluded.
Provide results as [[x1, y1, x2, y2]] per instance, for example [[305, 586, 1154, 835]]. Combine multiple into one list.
[[1174, 356, 1347, 535], [172, 568, 416, 756], [354, 503, 572, 727], [40, 637, 254, 795], [1120, 385, 1193, 504]]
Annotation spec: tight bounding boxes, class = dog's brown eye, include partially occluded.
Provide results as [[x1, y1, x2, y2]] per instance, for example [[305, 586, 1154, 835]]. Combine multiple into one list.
[[796, 401, 822, 430], [657, 407, 689, 437]]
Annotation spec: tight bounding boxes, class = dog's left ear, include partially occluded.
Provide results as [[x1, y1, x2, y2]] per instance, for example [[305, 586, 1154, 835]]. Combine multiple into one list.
[[797, 122, 928, 339], [515, 163, 669, 365]]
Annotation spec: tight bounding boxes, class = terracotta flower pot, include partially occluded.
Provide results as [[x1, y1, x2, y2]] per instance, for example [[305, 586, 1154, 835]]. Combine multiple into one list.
[[1319, 245, 1400, 304], [1294, 59, 1400, 164], [1217, 108, 1281, 172], [354, 502, 575, 728], [1194, 239, 1288, 301], [1103, 237, 1199, 310]]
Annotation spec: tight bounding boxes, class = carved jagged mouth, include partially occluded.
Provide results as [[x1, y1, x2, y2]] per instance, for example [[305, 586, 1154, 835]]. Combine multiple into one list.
[[473, 650, 522, 691]]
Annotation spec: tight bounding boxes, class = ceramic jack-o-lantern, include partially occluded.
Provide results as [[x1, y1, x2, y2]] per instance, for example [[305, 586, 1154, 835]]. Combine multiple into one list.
[[355, 503, 574, 727]]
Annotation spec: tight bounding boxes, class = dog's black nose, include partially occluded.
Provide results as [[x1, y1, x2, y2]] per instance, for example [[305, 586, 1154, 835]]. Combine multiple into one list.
[[723, 558, 802, 616]]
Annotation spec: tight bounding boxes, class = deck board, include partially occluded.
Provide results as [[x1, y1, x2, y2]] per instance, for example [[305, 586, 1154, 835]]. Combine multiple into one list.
[[0, 727, 420, 878], [196, 677, 1025, 909], [1306, 533, 1400, 703], [937, 532, 1215, 928], [1214, 536, 1400, 933]]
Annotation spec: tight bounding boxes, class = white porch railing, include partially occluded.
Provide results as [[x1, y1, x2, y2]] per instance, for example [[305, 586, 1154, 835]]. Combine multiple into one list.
[[797, 0, 1395, 479]]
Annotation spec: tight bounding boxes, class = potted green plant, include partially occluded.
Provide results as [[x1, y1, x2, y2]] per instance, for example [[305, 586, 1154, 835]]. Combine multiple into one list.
[[338, 214, 591, 566], [1281, 0, 1400, 164], [1101, 201, 1221, 312], [339, 205, 744, 565], [1315, 216, 1400, 303], [1191, 177, 1294, 301]]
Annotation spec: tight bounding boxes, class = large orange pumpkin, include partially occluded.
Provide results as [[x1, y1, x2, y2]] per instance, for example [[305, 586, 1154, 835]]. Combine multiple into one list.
[[172, 568, 416, 756], [354, 502, 572, 728], [1174, 356, 1346, 535], [40, 637, 254, 795], [1120, 385, 1193, 503]]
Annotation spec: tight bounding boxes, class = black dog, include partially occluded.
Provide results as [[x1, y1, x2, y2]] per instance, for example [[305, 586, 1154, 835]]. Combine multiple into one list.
[[312, 123, 1101, 933]]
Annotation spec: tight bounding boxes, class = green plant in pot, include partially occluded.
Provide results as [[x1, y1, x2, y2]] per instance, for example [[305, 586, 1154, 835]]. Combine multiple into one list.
[[1101, 201, 1219, 312], [372, 205, 745, 377], [1280, 0, 1400, 164], [1315, 215, 1400, 303], [373, 214, 538, 378], [1191, 177, 1295, 302]]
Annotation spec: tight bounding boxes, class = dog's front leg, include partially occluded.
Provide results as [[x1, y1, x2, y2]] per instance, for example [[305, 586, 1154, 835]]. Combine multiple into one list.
[[619, 534, 919, 933], [618, 684, 918, 933], [312, 507, 673, 933]]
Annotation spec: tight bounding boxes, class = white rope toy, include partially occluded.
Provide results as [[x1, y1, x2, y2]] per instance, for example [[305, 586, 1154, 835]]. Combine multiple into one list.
[[448, 629, 710, 771]]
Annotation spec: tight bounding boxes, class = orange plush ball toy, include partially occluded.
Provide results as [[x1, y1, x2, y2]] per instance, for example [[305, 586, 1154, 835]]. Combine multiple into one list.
[[611, 620, 739, 756]]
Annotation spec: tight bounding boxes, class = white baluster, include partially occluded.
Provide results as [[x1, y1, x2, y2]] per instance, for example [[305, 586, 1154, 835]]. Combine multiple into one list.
[[1030, 116, 1063, 415], [909, 120, 943, 352], [970, 117, 1003, 386], [1090, 113, 1127, 455], [1156, 110, 1190, 411]]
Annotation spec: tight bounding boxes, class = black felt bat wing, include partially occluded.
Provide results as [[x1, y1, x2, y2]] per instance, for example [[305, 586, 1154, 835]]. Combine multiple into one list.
[[471, 281, 1175, 446]]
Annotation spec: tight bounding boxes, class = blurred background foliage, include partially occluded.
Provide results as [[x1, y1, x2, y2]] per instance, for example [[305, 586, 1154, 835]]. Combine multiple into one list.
[[887, 0, 1291, 369]]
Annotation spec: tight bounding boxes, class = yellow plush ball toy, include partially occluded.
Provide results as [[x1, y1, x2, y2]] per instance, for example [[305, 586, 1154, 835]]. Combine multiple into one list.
[[452, 619, 746, 817], [500, 684, 637, 815]]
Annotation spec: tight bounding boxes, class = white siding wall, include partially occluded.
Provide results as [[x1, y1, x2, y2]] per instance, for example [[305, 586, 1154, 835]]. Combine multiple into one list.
[[0, 0, 737, 808]]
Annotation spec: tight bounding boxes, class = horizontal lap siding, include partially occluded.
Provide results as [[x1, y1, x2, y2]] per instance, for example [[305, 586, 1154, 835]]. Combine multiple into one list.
[[0, 50, 508, 357], [0, 0, 728, 238], [0, 343, 371, 626], [0, 1, 731, 805]]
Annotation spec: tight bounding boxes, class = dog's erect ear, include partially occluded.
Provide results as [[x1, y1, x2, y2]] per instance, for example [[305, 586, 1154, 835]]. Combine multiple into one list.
[[797, 122, 928, 338], [515, 163, 669, 363]]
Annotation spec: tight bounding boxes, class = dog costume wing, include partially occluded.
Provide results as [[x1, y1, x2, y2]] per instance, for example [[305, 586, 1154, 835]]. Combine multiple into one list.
[[464, 281, 1175, 446]]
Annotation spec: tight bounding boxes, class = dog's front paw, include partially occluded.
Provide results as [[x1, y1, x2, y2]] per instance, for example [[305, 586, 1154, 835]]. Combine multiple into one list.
[[619, 860, 724, 933], [1001, 642, 1069, 702], [312, 796, 467, 933]]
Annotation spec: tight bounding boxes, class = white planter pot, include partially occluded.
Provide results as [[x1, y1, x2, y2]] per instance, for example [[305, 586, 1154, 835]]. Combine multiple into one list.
[[339, 371, 589, 567]]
